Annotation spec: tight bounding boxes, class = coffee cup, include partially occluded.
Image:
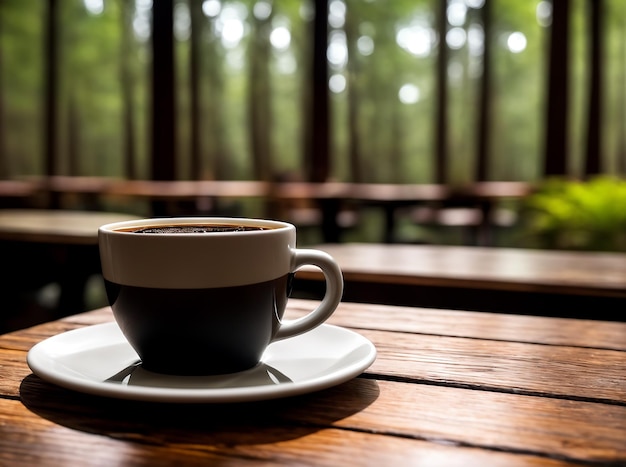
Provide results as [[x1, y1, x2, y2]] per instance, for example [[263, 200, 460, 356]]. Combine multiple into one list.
[[98, 217, 343, 376]]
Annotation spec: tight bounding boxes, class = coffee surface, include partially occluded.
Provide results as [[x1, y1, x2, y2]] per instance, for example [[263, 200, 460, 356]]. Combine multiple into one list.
[[122, 224, 267, 234]]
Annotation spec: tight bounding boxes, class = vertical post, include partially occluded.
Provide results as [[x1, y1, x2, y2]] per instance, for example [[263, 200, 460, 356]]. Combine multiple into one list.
[[44, 0, 60, 207], [619, 16, 626, 175], [475, 0, 492, 182], [435, 0, 449, 184], [120, 0, 137, 180], [584, 0, 602, 177], [151, 0, 176, 182], [543, 0, 570, 176], [189, 0, 202, 180], [0, 4, 6, 178], [310, 0, 330, 183]]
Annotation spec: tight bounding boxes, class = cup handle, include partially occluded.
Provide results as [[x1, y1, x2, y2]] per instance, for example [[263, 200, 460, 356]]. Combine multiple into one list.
[[273, 248, 343, 341]]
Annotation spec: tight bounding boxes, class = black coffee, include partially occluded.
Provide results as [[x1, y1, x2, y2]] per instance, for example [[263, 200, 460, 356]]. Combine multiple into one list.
[[105, 274, 292, 375], [122, 224, 269, 234]]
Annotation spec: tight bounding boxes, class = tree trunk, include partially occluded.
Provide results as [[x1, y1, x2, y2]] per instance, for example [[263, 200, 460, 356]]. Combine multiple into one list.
[[150, 0, 176, 182], [44, 0, 61, 208], [584, 0, 602, 177], [119, 0, 137, 179], [345, 0, 362, 183], [618, 15, 626, 176], [189, 0, 203, 180], [205, 23, 230, 180], [543, 0, 570, 176], [308, 0, 330, 182], [475, 0, 492, 181], [435, 0, 449, 184], [67, 95, 79, 175], [247, 8, 273, 181], [0, 1, 7, 178]]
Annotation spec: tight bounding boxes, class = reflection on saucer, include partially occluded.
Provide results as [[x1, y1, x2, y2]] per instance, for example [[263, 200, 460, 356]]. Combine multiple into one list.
[[27, 322, 376, 402], [105, 361, 293, 389]]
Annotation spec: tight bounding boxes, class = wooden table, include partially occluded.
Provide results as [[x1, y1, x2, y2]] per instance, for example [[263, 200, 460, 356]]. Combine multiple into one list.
[[103, 180, 453, 242], [0, 209, 140, 331], [0, 209, 139, 245], [40, 175, 119, 210], [20, 177, 533, 244], [444, 181, 534, 246], [105, 179, 271, 216], [270, 182, 454, 243], [105, 179, 271, 199], [272, 181, 532, 244], [0, 179, 40, 208], [21, 177, 271, 216], [293, 243, 626, 320], [1, 299, 624, 465]]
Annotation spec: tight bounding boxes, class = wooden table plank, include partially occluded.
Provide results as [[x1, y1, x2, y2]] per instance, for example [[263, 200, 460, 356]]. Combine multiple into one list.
[[0, 210, 140, 331], [0, 180, 36, 195], [0, 209, 139, 245], [105, 179, 271, 199], [299, 244, 626, 296], [364, 329, 625, 402], [294, 244, 626, 319], [5, 327, 623, 404], [0, 397, 574, 467], [295, 301, 626, 351], [3, 302, 626, 400], [1, 300, 624, 465], [5, 373, 624, 465], [4, 299, 625, 355]]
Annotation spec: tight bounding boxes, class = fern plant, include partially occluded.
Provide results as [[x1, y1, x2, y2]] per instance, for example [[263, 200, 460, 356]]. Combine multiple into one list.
[[524, 176, 626, 251]]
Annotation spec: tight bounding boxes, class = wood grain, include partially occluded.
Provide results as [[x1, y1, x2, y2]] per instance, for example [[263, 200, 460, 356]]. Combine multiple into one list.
[[1, 300, 624, 465], [0, 398, 574, 467], [297, 244, 626, 296], [0, 209, 139, 245]]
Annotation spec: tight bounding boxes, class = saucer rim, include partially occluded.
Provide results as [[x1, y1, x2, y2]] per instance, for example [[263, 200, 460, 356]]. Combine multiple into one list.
[[26, 322, 377, 403]]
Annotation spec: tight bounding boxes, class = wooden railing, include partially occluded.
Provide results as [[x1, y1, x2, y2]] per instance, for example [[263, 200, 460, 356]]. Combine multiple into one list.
[[0, 176, 534, 245]]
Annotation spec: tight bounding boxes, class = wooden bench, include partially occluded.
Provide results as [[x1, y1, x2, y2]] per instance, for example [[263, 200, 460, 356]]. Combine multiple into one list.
[[0, 180, 41, 208], [293, 243, 626, 321], [0, 209, 140, 332], [12, 177, 533, 245]]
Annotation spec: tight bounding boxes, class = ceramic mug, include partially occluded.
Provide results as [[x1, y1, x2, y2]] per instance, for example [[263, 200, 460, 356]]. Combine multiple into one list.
[[98, 217, 343, 375]]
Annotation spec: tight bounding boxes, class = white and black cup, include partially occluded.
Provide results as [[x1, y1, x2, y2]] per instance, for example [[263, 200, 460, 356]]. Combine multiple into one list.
[[98, 217, 343, 376]]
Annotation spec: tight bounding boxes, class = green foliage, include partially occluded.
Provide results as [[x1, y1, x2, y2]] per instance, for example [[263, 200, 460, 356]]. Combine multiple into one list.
[[524, 177, 626, 251], [1, 1, 625, 182]]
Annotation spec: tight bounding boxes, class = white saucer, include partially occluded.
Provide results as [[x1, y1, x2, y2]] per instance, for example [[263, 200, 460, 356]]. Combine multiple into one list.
[[27, 322, 376, 403]]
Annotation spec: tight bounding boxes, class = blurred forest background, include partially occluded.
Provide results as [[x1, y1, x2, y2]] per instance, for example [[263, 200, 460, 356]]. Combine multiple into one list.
[[1, 0, 625, 332], [1, 0, 624, 185]]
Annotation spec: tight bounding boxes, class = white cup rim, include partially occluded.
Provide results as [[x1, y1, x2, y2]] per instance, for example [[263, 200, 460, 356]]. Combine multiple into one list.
[[99, 217, 294, 236]]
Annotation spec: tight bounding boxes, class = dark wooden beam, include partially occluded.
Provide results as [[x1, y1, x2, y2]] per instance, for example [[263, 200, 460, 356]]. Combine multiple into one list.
[[150, 0, 176, 182], [309, 0, 330, 183], [189, 0, 203, 180], [584, 0, 603, 177], [475, 0, 492, 182], [435, 0, 449, 184], [44, 0, 60, 207], [543, 0, 570, 176]]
